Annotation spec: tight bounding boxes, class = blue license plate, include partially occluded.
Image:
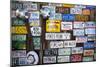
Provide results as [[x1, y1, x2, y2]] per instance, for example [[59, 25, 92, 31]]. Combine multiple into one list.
[[62, 14, 75, 21]]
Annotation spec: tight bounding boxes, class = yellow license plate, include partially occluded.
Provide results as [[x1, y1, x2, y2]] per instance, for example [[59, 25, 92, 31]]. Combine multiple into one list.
[[75, 15, 89, 21], [46, 20, 60, 32]]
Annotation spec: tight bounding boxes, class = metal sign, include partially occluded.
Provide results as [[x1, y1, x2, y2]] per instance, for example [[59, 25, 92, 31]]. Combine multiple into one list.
[[84, 50, 94, 56], [85, 28, 96, 35], [62, 14, 75, 21], [45, 33, 70, 40], [57, 56, 70, 62], [31, 27, 41, 36], [44, 49, 57, 56], [61, 22, 72, 30], [72, 47, 83, 54], [70, 8, 82, 14], [73, 29, 84, 36], [63, 41, 76, 47], [71, 54, 82, 62], [46, 20, 60, 32], [49, 41, 63, 48], [58, 48, 71, 55], [43, 56, 56, 63], [76, 36, 87, 43], [12, 26, 28, 34], [74, 22, 84, 28]]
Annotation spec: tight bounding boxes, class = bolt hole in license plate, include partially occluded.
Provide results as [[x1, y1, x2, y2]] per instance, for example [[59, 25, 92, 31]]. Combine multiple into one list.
[[11, 1, 96, 66]]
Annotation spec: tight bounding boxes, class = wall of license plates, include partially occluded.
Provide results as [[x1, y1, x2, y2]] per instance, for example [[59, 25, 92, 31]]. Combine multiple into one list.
[[11, 1, 96, 66]]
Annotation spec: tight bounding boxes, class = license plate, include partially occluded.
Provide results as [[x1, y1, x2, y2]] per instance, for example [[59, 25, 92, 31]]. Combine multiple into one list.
[[62, 14, 75, 21], [58, 48, 71, 55], [46, 20, 60, 32], [18, 57, 28, 65], [76, 36, 87, 43], [84, 42, 95, 49], [62, 4, 74, 8], [44, 49, 57, 56], [45, 33, 70, 40], [72, 47, 83, 54], [12, 18, 25, 25], [49, 41, 63, 48], [57, 56, 70, 62], [56, 7, 69, 14], [83, 57, 93, 62], [73, 29, 84, 36], [85, 28, 96, 35], [75, 5, 86, 8], [29, 11, 39, 20], [70, 8, 82, 14], [74, 22, 84, 28], [43, 56, 56, 63], [82, 9, 90, 15], [71, 54, 82, 62], [85, 22, 96, 28], [75, 15, 89, 21], [29, 19, 40, 26], [61, 22, 72, 30], [87, 35, 96, 41], [84, 50, 94, 56], [31, 27, 41, 36], [55, 13, 62, 20], [12, 35, 26, 41], [33, 37, 41, 49], [12, 50, 26, 58], [63, 41, 76, 47], [12, 26, 28, 34]]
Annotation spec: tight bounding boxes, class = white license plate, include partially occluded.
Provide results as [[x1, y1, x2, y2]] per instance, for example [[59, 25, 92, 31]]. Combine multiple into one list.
[[61, 22, 72, 30], [74, 22, 84, 28], [57, 56, 70, 62], [63, 41, 76, 47], [76, 36, 87, 43], [72, 47, 83, 54], [12, 35, 26, 41], [18, 57, 28, 65], [70, 8, 82, 14], [58, 48, 71, 55], [31, 27, 41, 36], [45, 33, 70, 40], [83, 57, 93, 62], [43, 56, 56, 63], [85, 28, 96, 35], [73, 29, 84, 36], [30, 11, 39, 19], [84, 50, 94, 56], [12, 50, 26, 58], [85, 22, 96, 28], [49, 41, 63, 48]]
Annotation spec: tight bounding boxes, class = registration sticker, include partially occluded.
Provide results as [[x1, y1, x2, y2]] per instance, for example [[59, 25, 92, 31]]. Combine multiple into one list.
[[76, 36, 87, 43], [61, 22, 72, 30], [84, 42, 95, 49], [63, 41, 76, 47], [74, 22, 84, 28], [12, 35, 26, 41], [12, 26, 28, 34], [58, 48, 71, 55], [12, 50, 26, 58], [31, 27, 41, 36], [44, 49, 57, 56], [85, 28, 96, 35], [43, 56, 56, 63], [62, 14, 75, 21], [49, 41, 63, 48], [71, 54, 82, 62], [85, 22, 96, 28], [70, 8, 82, 14], [45, 33, 70, 40], [46, 20, 60, 32], [57, 56, 70, 62], [33, 37, 41, 49], [73, 29, 84, 36], [72, 47, 83, 54], [30, 11, 39, 20], [84, 50, 94, 56], [83, 57, 93, 62]]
